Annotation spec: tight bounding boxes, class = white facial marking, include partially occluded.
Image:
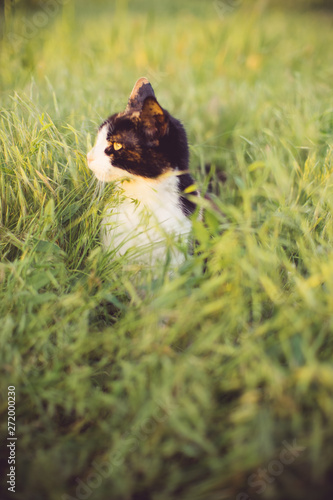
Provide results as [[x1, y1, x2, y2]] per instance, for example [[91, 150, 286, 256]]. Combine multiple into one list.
[[87, 125, 129, 182]]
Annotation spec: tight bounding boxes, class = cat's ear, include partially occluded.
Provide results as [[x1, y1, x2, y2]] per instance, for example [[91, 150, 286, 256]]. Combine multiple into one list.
[[126, 77, 156, 111], [140, 96, 169, 139]]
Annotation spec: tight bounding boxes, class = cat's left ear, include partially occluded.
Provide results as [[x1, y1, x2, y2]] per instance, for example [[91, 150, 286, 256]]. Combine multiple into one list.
[[140, 96, 169, 139]]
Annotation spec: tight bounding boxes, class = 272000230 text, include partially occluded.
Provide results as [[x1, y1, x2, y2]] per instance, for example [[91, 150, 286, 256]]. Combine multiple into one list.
[[7, 386, 16, 493]]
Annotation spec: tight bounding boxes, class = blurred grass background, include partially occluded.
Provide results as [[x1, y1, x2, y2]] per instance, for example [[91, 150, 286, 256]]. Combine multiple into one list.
[[1, 0, 333, 499]]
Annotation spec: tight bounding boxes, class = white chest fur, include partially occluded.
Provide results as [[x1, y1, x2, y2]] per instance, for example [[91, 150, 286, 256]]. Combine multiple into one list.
[[101, 175, 192, 267]]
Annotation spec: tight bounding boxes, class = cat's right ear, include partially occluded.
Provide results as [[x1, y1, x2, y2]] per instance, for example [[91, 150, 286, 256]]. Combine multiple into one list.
[[126, 77, 156, 111], [140, 96, 169, 140]]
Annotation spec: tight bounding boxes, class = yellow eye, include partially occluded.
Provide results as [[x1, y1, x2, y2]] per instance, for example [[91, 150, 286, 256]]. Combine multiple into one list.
[[113, 142, 123, 151]]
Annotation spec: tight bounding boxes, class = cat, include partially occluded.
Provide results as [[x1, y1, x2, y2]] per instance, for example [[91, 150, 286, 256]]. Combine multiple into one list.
[[87, 77, 198, 269]]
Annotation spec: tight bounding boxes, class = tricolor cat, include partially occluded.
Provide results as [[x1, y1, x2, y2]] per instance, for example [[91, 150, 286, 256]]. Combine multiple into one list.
[[87, 78, 198, 268]]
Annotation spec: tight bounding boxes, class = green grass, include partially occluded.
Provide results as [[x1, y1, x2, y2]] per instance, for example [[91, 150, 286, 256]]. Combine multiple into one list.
[[1, 1, 333, 499]]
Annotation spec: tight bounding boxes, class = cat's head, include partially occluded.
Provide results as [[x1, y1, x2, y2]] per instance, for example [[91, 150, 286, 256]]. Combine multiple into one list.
[[87, 78, 189, 182]]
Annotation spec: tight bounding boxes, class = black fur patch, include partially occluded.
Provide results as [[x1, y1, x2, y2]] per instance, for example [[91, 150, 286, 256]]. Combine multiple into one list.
[[178, 173, 198, 216]]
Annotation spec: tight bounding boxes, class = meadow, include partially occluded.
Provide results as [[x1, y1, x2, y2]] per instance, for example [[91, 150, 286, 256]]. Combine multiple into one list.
[[1, 1, 333, 499]]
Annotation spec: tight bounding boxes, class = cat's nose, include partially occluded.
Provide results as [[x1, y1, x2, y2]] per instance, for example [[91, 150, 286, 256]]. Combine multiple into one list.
[[87, 150, 94, 164]]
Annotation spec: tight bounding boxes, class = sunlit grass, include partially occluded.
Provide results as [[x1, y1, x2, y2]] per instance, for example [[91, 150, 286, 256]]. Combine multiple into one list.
[[1, 2, 333, 499]]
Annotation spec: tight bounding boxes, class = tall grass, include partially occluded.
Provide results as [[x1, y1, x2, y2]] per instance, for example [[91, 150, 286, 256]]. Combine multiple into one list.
[[1, 1, 333, 499]]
